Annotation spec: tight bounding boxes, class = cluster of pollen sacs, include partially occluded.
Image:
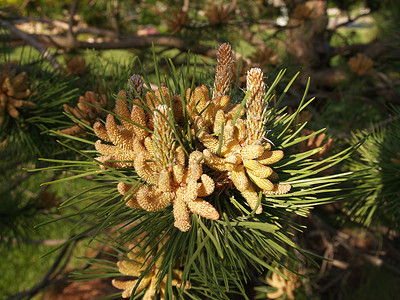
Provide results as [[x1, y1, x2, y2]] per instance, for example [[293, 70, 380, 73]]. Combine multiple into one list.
[[58, 91, 107, 136], [93, 44, 291, 232], [0, 63, 35, 128], [112, 239, 189, 299]]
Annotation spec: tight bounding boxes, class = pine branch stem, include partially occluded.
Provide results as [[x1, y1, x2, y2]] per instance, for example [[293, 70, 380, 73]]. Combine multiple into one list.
[[310, 213, 400, 276], [67, 0, 79, 47], [2, 237, 69, 246], [0, 19, 61, 70]]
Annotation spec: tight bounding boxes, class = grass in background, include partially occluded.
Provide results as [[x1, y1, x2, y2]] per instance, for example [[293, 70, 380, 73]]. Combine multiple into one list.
[[0, 173, 99, 299]]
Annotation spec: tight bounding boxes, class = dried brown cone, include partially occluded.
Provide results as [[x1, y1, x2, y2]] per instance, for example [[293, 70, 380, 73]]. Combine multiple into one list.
[[59, 91, 107, 136], [266, 268, 300, 299], [65, 55, 87, 76], [129, 74, 144, 98], [348, 53, 374, 76], [213, 43, 234, 105], [205, 1, 233, 26], [251, 46, 280, 68], [0, 63, 35, 128], [391, 152, 400, 165], [288, 108, 313, 127], [298, 129, 334, 160], [165, 9, 190, 34], [291, 2, 316, 21]]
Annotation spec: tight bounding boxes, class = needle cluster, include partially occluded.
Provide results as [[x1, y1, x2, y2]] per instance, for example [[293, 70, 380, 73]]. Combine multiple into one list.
[[93, 43, 290, 231]]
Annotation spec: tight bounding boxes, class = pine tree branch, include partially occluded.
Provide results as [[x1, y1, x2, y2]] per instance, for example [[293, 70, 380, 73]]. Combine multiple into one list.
[[63, 0, 80, 49], [18, 0, 31, 14], [3, 16, 216, 58], [310, 213, 400, 276], [310, 270, 349, 298], [3, 16, 118, 38], [70, 35, 216, 57], [0, 19, 61, 70], [365, 114, 400, 133], [2, 237, 69, 246], [332, 12, 372, 30]]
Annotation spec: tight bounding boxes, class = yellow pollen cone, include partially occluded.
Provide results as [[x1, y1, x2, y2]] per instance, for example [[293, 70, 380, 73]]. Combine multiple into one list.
[[243, 160, 273, 178], [247, 171, 274, 191], [257, 150, 284, 165]]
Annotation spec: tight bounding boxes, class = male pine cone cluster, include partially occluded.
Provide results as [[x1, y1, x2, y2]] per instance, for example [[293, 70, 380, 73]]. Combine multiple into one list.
[[112, 239, 190, 299], [93, 44, 290, 232], [59, 91, 107, 136], [0, 63, 35, 128]]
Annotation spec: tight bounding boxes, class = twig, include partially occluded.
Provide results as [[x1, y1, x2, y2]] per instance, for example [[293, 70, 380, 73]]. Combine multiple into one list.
[[360, 114, 400, 134], [359, 253, 400, 276], [318, 242, 334, 278], [66, 0, 79, 48], [330, 259, 350, 269], [182, 0, 190, 12], [311, 270, 349, 297], [0, 19, 61, 70], [78, 36, 216, 57], [9, 16, 118, 38], [76, 26, 118, 38], [5, 25, 216, 57], [18, 0, 31, 14], [310, 213, 400, 276], [2, 237, 69, 246], [333, 12, 372, 30]]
